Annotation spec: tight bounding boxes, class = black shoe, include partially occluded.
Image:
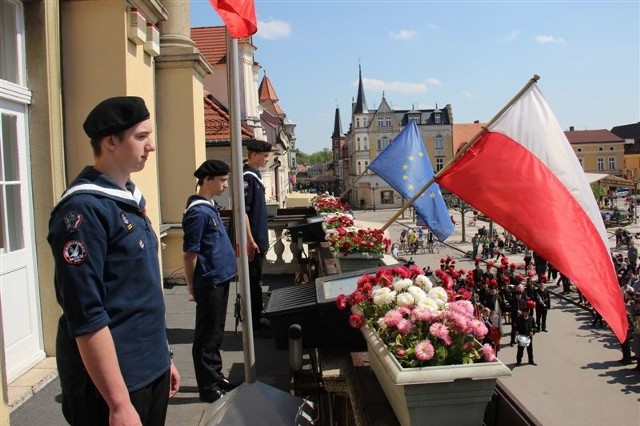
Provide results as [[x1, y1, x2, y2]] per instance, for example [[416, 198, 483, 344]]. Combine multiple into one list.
[[199, 388, 226, 403], [529, 361, 537, 366], [542, 329, 548, 332], [618, 358, 633, 365], [509, 342, 514, 347], [218, 375, 239, 391]]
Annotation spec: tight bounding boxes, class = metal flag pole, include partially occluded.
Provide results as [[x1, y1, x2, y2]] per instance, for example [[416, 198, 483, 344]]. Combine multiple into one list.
[[379, 74, 541, 232], [227, 35, 256, 383], [338, 165, 372, 200]]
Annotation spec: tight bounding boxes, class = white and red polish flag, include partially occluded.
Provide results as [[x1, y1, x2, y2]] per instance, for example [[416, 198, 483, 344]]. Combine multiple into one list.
[[209, 0, 258, 38], [436, 82, 628, 342]]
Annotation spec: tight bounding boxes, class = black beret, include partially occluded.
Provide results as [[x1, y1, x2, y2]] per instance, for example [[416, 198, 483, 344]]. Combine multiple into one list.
[[246, 139, 272, 152], [194, 159, 230, 179], [83, 96, 150, 139]]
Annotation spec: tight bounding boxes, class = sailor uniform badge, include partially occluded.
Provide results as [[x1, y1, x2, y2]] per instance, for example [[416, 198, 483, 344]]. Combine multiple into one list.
[[63, 211, 83, 233], [63, 240, 88, 265], [120, 211, 134, 232]]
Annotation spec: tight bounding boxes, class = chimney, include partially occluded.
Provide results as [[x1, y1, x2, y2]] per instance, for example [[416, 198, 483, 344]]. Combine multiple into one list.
[[473, 120, 480, 124], [569, 126, 575, 131]]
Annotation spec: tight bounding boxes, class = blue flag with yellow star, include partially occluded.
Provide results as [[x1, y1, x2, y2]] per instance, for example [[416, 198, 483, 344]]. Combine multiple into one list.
[[369, 120, 454, 241]]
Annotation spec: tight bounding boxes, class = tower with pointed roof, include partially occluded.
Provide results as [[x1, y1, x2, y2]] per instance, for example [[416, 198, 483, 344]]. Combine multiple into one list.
[[332, 106, 346, 194], [343, 66, 455, 210]]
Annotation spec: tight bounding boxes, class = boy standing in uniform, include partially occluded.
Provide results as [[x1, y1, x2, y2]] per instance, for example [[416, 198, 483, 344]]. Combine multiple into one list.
[[48, 97, 179, 425], [183, 160, 238, 402]]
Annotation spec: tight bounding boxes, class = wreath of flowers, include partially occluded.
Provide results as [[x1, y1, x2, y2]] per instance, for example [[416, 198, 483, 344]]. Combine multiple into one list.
[[312, 194, 349, 214], [326, 226, 391, 255]]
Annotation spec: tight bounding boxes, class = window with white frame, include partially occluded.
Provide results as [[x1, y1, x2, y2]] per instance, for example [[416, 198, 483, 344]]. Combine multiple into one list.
[[381, 190, 394, 204], [608, 157, 616, 170], [597, 157, 604, 171], [378, 136, 389, 151], [377, 117, 384, 127], [435, 157, 444, 172], [357, 161, 362, 174], [434, 113, 441, 124], [385, 116, 392, 126], [435, 135, 443, 149], [363, 137, 368, 150]]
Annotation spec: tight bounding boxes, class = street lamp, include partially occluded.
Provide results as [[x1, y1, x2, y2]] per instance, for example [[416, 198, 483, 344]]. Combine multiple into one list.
[[368, 182, 379, 211]]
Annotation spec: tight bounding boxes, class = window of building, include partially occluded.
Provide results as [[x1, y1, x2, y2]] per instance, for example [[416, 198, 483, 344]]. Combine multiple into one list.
[[435, 135, 443, 149], [356, 118, 360, 127], [363, 137, 368, 150], [378, 136, 389, 151], [377, 117, 384, 127], [577, 148, 582, 152], [381, 190, 394, 204], [597, 157, 604, 171], [1, 0, 22, 84], [608, 157, 616, 170], [609, 146, 614, 151], [435, 157, 444, 172], [434, 113, 441, 124], [598, 147, 603, 151], [357, 161, 362, 174], [578, 158, 583, 168], [362, 118, 367, 127]]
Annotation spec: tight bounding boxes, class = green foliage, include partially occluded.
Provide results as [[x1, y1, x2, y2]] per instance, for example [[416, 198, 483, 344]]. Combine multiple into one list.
[[297, 148, 332, 164]]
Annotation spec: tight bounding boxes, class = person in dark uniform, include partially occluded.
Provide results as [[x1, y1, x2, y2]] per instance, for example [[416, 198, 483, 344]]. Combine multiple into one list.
[[47, 97, 180, 425], [243, 139, 273, 337], [183, 160, 238, 402], [534, 278, 551, 332], [509, 290, 527, 346], [515, 303, 537, 366]]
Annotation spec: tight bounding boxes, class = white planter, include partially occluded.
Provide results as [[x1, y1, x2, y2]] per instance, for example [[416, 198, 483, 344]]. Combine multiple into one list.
[[362, 326, 512, 426], [334, 252, 383, 273]]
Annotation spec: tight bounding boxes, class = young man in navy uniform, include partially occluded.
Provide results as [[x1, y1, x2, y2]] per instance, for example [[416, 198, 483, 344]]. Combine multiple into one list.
[[243, 139, 273, 337], [48, 97, 179, 425], [183, 160, 238, 402]]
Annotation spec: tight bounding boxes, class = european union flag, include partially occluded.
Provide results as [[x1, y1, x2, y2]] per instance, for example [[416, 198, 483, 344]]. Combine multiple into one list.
[[369, 120, 454, 241]]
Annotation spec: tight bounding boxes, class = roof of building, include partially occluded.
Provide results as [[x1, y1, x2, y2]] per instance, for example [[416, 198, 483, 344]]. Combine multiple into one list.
[[564, 129, 624, 144], [203, 92, 253, 143], [611, 122, 640, 140], [354, 65, 368, 114], [258, 74, 285, 116], [452, 123, 486, 153], [191, 26, 227, 66]]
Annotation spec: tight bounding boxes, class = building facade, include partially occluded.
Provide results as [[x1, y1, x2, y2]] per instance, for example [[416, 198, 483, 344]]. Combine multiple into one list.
[[564, 127, 626, 176], [342, 66, 454, 210]]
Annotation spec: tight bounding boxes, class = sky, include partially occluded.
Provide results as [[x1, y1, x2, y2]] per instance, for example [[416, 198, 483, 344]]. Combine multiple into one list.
[[190, 0, 640, 154]]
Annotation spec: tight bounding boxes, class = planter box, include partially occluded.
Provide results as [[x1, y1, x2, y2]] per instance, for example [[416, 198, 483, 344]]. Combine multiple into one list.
[[334, 252, 383, 274], [362, 326, 512, 426]]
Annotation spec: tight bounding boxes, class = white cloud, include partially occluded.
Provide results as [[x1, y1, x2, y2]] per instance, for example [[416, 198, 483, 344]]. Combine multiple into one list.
[[426, 78, 442, 87], [257, 19, 291, 40], [362, 77, 427, 94], [389, 29, 416, 40], [534, 35, 566, 44], [462, 91, 474, 99], [500, 30, 521, 44]]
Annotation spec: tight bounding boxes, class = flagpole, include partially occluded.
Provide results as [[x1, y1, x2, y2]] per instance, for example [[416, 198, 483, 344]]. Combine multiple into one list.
[[379, 74, 540, 232], [227, 33, 257, 383], [338, 165, 372, 201]]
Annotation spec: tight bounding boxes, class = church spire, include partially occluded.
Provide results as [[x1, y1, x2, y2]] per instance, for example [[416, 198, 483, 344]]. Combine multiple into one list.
[[354, 64, 368, 114], [332, 106, 343, 139]]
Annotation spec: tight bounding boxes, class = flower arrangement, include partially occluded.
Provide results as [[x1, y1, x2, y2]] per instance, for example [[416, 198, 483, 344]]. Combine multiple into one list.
[[312, 193, 349, 214], [327, 226, 391, 255], [324, 212, 355, 230], [336, 265, 497, 368]]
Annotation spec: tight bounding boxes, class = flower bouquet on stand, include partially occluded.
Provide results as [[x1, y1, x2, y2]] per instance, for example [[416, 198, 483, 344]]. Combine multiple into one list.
[[323, 212, 355, 230], [326, 226, 391, 273], [336, 264, 511, 426], [311, 193, 349, 214]]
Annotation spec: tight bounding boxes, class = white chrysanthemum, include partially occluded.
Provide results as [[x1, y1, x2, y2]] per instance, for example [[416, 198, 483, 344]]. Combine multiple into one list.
[[416, 297, 439, 312], [414, 274, 433, 292], [407, 285, 428, 304], [396, 292, 415, 307], [428, 286, 449, 307], [372, 287, 397, 305], [377, 317, 387, 330], [393, 278, 413, 292]]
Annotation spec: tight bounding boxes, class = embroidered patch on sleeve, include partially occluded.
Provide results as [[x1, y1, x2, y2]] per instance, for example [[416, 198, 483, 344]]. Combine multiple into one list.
[[63, 211, 83, 233], [63, 240, 88, 265]]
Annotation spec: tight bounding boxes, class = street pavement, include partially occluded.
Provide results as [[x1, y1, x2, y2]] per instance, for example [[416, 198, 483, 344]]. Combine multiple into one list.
[[10, 206, 640, 425]]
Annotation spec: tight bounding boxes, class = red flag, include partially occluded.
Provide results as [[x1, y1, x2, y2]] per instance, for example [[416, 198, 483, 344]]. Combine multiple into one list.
[[208, 0, 257, 38], [436, 83, 628, 342]]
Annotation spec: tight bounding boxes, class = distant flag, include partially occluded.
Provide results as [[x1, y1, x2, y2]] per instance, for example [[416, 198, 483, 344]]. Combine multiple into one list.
[[436, 81, 627, 342], [290, 173, 297, 186], [369, 120, 454, 241], [208, 0, 257, 38]]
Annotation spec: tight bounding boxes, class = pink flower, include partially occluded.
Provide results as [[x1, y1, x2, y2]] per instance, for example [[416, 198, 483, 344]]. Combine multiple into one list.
[[470, 319, 488, 338], [396, 347, 407, 357], [383, 309, 403, 328], [411, 306, 433, 322], [397, 319, 415, 335], [430, 323, 452, 345], [336, 294, 348, 310], [447, 311, 470, 333], [415, 340, 435, 361], [482, 344, 497, 362]]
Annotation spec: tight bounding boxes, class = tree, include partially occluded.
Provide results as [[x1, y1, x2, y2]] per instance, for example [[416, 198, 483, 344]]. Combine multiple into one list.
[[443, 193, 474, 242]]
